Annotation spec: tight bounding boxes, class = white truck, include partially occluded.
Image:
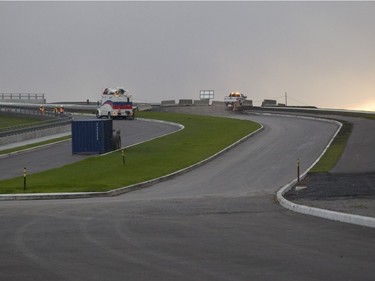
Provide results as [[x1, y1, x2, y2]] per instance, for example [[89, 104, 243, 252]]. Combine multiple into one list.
[[224, 92, 247, 108], [96, 87, 135, 120]]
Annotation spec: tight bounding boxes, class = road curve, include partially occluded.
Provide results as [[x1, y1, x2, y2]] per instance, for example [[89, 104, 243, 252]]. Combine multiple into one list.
[[1, 110, 375, 281]]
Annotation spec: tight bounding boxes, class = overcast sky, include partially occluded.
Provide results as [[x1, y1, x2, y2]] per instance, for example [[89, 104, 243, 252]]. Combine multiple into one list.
[[0, 1, 374, 110]]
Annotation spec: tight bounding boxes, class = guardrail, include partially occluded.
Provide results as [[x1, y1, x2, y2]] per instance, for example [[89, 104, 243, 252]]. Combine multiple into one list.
[[0, 104, 72, 138], [1, 106, 50, 117]]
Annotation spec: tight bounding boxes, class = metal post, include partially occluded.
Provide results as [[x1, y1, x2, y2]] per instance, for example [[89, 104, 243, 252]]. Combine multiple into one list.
[[122, 149, 125, 165], [23, 167, 27, 190]]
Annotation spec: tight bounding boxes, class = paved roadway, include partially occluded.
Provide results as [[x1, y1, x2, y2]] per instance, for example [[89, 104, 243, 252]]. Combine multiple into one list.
[[1, 110, 375, 280]]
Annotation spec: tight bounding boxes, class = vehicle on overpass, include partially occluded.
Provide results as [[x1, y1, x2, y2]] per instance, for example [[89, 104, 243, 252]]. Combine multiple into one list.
[[96, 87, 135, 120], [224, 92, 247, 108]]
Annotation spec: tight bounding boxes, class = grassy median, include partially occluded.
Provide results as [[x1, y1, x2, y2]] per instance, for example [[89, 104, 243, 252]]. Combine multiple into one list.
[[308, 119, 353, 173], [0, 112, 261, 194]]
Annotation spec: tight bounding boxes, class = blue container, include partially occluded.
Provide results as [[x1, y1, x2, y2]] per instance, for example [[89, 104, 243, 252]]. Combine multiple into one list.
[[72, 119, 113, 154]]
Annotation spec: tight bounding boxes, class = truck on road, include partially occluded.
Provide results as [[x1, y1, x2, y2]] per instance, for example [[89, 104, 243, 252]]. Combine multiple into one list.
[[96, 87, 135, 120], [224, 92, 247, 108]]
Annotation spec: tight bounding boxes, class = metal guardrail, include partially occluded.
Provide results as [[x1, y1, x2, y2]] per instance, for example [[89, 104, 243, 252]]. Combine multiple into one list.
[[0, 105, 72, 138]]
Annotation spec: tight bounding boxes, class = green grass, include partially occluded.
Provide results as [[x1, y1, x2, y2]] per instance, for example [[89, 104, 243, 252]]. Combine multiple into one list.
[[0, 115, 41, 129], [309, 119, 353, 173], [364, 114, 375, 121], [0, 112, 261, 194]]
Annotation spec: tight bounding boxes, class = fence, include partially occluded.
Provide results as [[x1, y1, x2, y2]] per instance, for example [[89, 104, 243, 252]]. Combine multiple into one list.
[[0, 93, 46, 104]]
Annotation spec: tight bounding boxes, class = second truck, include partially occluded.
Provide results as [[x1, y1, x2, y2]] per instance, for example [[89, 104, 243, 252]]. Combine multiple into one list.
[[96, 87, 135, 120]]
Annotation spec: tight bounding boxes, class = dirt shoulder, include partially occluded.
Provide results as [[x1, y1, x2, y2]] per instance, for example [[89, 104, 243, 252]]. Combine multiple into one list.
[[285, 172, 375, 217]]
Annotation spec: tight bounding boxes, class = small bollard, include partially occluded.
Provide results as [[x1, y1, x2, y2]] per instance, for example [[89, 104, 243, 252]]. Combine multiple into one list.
[[297, 159, 300, 183], [122, 149, 125, 165], [23, 167, 27, 191]]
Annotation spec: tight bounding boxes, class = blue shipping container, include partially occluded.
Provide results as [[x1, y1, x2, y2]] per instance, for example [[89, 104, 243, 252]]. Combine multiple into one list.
[[72, 119, 113, 154]]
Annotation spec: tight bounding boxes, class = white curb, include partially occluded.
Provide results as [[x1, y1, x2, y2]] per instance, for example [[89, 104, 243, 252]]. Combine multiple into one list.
[[270, 113, 375, 229]]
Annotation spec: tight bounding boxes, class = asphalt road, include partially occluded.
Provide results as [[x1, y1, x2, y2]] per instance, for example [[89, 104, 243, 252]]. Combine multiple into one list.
[[282, 113, 375, 217], [1, 109, 375, 281]]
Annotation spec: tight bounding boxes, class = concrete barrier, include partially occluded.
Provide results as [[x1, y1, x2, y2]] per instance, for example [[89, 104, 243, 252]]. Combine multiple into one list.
[[178, 99, 193, 106], [212, 101, 225, 106], [243, 100, 253, 106], [262, 99, 277, 107], [0, 93, 45, 104], [161, 100, 177, 107], [0, 124, 71, 146], [193, 99, 209, 106]]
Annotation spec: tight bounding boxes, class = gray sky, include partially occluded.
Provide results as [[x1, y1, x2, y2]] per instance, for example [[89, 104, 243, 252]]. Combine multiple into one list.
[[1, 1, 374, 110]]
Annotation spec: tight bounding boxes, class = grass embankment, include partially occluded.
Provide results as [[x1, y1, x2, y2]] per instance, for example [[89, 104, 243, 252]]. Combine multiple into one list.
[[309, 119, 353, 173], [0, 115, 40, 128], [365, 114, 375, 121], [0, 114, 71, 155], [0, 112, 261, 194]]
